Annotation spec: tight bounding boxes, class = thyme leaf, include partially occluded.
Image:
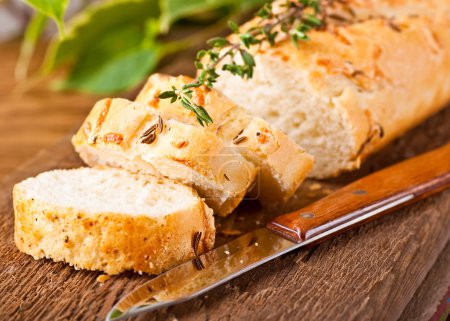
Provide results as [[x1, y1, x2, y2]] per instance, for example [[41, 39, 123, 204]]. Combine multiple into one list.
[[160, 0, 325, 126]]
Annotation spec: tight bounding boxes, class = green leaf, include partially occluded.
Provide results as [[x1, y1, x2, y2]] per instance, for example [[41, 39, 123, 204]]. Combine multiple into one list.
[[303, 14, 322, 27], [58, 47, 161, 94], [207, 37, 229, 47], [306, 0, 321, 13], [41, 0, 160, 74], [240, 50, 255, 67], [183, 81, 203, 89], [239, 0, 269, 11], [159, 0, 268, 33], [159, 90, 177, 99], [22, 0, 68, 37], [15, 12, 47, 81], [195, 61, 204, 69], [239, 32, 260, 48], [196, 50, 207, 60], [144, 18, 161, 45], [228, 20, 239, 33], [196, 105, 213, 123], [56, 26, 163, 94], [159, 0, 226, 33]]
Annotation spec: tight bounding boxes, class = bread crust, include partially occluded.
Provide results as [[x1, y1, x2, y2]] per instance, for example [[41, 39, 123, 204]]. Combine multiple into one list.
[[13, 176, 215, 275], [72, 98, 256, 216], [216, 1, 450, 178], [136, 74, 314, 202]]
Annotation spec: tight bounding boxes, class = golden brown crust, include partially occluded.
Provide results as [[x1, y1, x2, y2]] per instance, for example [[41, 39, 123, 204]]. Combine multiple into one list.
[[281, 15, 450, 155], [72, 98, 257, 216], [13, 182, 215, 275], [217, 1, 450, 177], [136, 74, 314, 202]]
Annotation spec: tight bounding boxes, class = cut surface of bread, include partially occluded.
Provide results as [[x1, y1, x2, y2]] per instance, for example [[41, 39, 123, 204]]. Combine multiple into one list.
[[215, 0, 450, 178], [13, 167, 215, 275], [72, 98, 256, 216], [136, 74, 314, 203]]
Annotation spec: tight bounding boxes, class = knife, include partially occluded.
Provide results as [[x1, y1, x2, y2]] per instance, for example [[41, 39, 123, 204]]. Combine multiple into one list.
[[107, 143, 450, 321]]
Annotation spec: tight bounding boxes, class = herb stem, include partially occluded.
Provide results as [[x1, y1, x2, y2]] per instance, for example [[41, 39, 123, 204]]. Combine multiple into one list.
[[159, 0, 325, 126]]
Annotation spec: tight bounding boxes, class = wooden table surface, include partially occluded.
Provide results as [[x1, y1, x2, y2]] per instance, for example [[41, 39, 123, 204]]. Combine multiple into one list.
[[0, 42, 449, 321]]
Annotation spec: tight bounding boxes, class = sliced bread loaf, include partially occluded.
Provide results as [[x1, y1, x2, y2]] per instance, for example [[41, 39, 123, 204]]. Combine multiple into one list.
[[72, 98, 256, 216], [215, 1, 450, 178], [136, 74, 314, 203], [13, 167, 215, 275]]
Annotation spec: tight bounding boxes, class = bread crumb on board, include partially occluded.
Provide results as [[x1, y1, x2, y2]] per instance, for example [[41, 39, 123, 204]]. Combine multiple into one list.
[[97, 274, 111, 283], [309, 183, 322, 191]]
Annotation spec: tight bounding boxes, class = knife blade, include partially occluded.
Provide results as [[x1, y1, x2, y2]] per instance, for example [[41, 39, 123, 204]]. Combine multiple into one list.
[[107, 228, 297, 321], [107, 143, 450, 321]]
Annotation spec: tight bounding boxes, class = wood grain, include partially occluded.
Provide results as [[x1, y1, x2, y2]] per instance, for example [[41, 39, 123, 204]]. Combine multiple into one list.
[[0, 39, 449, 321], [398, 241, 450, 321], [0, 106, 449, 321], [0, 42, 97, 177], [269, 143, 450, 242]]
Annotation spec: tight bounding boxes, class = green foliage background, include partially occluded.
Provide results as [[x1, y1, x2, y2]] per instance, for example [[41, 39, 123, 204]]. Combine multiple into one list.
[[18, 0, 267, 94]]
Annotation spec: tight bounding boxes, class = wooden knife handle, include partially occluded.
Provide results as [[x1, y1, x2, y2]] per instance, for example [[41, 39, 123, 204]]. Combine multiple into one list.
[[267, 143, 450, 243]]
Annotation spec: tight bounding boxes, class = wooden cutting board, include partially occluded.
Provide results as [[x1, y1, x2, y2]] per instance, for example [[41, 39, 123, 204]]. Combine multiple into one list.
[[0, 108, 449, 320]]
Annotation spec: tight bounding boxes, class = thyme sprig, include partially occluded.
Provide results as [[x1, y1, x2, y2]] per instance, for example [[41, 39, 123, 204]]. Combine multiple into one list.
[[159, 0, 324, 126]]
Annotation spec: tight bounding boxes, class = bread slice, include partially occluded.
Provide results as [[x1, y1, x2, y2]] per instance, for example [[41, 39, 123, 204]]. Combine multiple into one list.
[[72, 98, 256, 216], [13, 167, 215, 275], [136, 74, 314, 203], [215, 2, 450, 178]]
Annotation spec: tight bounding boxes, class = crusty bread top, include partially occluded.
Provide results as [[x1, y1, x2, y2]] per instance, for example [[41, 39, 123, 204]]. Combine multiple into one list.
[[136, 74, 311, 155], [136, 74, 314, 202], [334, 0, 450, 18], [72, 98, 257, 216], [15, 167, 203, 218], [239, 0, 450, 153], [215, 0, 450, 178]]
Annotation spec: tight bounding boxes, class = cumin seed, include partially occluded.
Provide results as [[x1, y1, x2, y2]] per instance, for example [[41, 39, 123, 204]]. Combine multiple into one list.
[[193, 231, 202, 256], [141, 132, 156, 144], [233, 136, 248, 144], [141, 123, 158, 139], [388, 20, 402, 32], [233, 129, 244, 141], [157, 116, 164, 133], [193, 257, 205, 271]]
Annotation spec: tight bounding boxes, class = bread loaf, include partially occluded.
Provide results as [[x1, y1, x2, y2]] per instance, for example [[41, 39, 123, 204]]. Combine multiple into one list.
[[136, 74, 314, 203], [215, 0, 450, 178], [72, 98, 256, 216], [14, 168, 215, 275]]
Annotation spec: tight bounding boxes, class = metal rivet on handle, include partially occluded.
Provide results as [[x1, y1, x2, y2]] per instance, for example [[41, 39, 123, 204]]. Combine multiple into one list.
[[300, 212, 315, 219], [352, 189, 368, 195]]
